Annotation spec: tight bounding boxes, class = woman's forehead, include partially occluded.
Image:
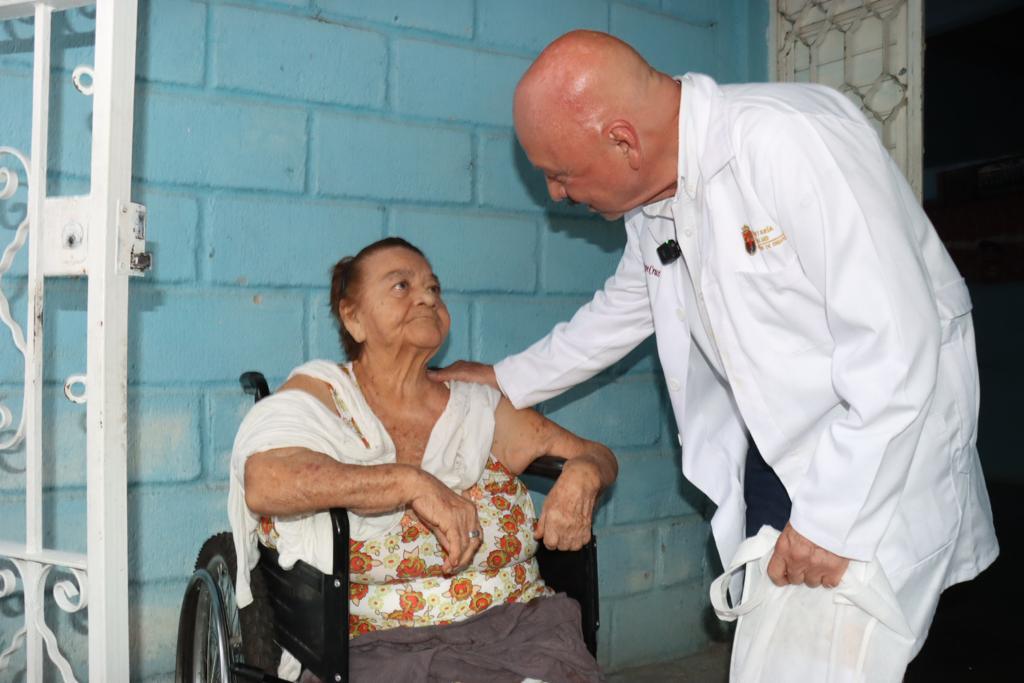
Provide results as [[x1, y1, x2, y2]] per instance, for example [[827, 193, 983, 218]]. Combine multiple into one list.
[[362, 246, 433, 276]]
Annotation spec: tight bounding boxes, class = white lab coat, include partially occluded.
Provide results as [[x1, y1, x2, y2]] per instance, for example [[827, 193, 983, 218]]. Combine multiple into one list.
[[495, 74, 998, 644]]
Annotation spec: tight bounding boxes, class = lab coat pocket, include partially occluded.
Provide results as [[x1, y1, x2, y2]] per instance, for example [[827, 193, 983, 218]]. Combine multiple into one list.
[[880, 406, 961, 570], [734, 256, 832, 354], [937, 317, 979, 474]]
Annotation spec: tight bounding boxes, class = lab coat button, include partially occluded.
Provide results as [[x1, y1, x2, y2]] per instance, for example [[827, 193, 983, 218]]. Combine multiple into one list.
[[668, 377, 681, 392], [675, 307, 685, 321], [677, 433, 683, 446]]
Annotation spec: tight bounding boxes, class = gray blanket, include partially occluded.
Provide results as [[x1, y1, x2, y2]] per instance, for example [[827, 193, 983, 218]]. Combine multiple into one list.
[[346, 594, 605, 683]]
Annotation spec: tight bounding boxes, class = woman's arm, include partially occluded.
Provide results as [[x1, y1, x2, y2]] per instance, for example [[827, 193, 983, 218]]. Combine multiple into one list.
[[491, 397, 617, 550], [244, 448, 420, 517], [245, 450, 480, 573], [242, 372, 483, 573]]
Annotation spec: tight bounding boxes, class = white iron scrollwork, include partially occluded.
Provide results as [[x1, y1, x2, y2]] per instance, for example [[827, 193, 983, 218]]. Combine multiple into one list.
[[0, 561, 26, 673], [35, 564, 89, 682], [0, 147, 31, 454], [0, 558, 91, 682]]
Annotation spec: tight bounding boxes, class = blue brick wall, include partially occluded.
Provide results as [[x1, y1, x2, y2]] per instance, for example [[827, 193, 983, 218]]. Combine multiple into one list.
[[0, 1, 768, 678]]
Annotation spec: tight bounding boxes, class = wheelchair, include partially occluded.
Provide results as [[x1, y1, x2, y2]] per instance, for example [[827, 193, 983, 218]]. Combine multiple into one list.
[[175, 371, 600, 683]]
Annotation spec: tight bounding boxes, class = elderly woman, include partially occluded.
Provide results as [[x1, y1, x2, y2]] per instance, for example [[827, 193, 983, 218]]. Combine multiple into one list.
[[228, 237, 616, 683]]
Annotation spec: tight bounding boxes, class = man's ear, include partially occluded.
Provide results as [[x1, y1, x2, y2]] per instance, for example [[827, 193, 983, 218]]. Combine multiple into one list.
[[607, 120, 641, 171], [339, 303, 366, 344]]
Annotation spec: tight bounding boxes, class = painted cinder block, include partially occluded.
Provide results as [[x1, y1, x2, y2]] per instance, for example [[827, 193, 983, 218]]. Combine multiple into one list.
[[207, 387, 256, 482], [472, 295, 589, 362], [0, 72, 92, 177], [392, 39, 529, 127], [128, 286, 306, 383], [135, 189, 200, 284], [476, 0, 608, 53], [0, 71, 31, 158], [541, 215, 626, 294], [597, 524, 656, 597], [138, 0, 207, 86], [542, 377, 664, 448], [660, 0, 719, 24], [315, 0, 474, 38], [134, 91, 307, 192], [207, 195, 385, 287], [618, 0, 661, 10], [129, 485, 229, 583], [0, 386, 201, 491], [476, 131, 550, 212], [211, 5, 386, 108], [611, 452, 707, 524], [129, 582, 192, 681], [595, 599, 614, 669], [244, 0, 312, 9], [390, 208, 538, 293], [0, 490, 86, 551], [606, 578, 711, 669], [314, 112, 472, 202], [0, 279, 86, 385], [610, 3, 718, 76], [656, 514, 711, 587]]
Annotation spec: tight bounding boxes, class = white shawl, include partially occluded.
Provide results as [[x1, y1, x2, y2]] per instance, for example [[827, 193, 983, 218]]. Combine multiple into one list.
[[227, 359, 501, 609]]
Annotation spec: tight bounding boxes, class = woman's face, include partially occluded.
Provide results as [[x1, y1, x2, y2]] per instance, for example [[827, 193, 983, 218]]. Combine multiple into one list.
[[342, 247, 450, 358]]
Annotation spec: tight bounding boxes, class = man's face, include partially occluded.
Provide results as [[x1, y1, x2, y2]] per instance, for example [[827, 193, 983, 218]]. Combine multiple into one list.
[[518, 126, 638, 221]]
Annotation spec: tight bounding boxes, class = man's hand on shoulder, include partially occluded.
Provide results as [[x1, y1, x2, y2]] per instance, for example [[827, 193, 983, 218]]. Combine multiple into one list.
[[427, 360, 499, 391], [767, 522, 850, 589]]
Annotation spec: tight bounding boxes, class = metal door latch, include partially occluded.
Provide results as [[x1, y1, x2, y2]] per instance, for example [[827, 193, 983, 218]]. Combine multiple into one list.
[[117, 201, 152, 276]]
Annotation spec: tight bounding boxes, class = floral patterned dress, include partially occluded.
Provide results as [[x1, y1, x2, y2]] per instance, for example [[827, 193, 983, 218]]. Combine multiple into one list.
[[255, 371, 552, 639]]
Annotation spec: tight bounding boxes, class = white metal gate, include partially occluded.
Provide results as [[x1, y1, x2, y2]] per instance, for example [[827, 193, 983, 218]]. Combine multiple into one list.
[[772, 0, 924, 198], [0, 0, 145, 680]]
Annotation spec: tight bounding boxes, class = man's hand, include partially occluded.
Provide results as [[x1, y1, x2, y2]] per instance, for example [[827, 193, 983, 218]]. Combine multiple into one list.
[[534, 459, 601, 551], [427, 361, 499, 391], [767, 522, 850, 589], [407, 471, 482, 574]]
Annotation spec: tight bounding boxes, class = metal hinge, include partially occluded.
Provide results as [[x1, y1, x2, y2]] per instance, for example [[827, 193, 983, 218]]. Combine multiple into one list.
[[117, 200, 151, 277]]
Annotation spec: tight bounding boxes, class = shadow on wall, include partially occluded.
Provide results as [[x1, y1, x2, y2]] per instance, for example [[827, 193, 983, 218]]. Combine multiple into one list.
[[509, 134, 629, 249]]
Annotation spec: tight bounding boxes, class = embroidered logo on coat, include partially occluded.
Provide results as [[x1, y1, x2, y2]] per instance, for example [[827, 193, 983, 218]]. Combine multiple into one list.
[[742, 225, 757, 255], [644, 263, 662, 277], [742, 225, 788, 254], [754, 226, 787, 250]]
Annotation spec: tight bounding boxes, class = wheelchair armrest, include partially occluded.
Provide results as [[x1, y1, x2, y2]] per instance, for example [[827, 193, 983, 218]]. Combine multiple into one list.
[[240, 371, 271, 403], [329, 507, 350, 579], [524, 455, 566, 480]]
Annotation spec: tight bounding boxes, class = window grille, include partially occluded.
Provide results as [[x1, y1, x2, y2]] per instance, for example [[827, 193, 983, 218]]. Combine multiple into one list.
[[773, 0, 924, 198]]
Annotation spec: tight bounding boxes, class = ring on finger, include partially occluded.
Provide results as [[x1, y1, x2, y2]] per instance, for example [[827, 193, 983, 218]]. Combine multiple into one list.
[[467, 529, 481, 540]]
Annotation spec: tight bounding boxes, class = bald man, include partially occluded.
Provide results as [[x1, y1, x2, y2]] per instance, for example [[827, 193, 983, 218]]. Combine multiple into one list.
[[431, 31, 997, 675]]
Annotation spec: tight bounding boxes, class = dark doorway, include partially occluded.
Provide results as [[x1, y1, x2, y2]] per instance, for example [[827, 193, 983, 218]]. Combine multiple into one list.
[[908, 2, 1023, 680]]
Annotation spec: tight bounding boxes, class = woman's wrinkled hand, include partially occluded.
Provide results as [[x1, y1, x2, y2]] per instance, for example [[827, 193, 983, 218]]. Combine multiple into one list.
[[408, 471, 482, 574], [535, 459, 601, 551]]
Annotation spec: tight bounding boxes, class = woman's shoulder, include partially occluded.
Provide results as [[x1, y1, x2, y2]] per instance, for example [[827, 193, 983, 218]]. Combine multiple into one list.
[[449, 380, 502, 413], [288, 359, 349, 384]]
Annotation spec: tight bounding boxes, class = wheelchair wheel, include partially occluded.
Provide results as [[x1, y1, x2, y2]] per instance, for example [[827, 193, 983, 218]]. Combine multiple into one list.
[[175, 532, 280, 682]]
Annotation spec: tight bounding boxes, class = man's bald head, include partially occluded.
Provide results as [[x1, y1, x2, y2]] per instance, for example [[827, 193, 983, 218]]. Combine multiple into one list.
[[514, 30, 657, 139], [513, 31, 682, 220]]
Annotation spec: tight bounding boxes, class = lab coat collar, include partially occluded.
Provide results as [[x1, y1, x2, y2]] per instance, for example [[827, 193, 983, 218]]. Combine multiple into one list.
[[640, 73, 734, 220], [681, 73, 734, 197]]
